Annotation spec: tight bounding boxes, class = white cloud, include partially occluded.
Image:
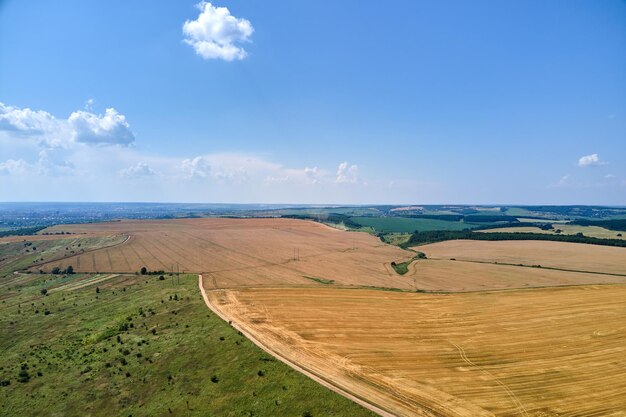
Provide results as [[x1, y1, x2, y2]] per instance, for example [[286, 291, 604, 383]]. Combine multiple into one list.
[[181, 156, 213, 179], [183, 2, 254, 61], [0, 159, 31, 176], [0, 102, 135, 147], [335, 161, 359, 183], [119, 162, 156, 179], [0, 102, 56, 136], [605, 174, 616, 179], [36, 149, 75, 176], [578, 153, 606, 167], [69, 108, 135, 145], [547, 174, 570, 189], [0, 150, 75, 177]]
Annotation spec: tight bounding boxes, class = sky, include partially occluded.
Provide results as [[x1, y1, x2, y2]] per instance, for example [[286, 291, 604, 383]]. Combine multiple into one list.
[[0, 0, 625, 205]]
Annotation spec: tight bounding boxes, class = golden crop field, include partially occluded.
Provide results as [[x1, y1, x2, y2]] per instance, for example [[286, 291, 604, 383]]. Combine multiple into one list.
[[206, 286, 626, 417], [38, 218, 417, 289], [418, 239, 626, 276], [404, 259, 626, 291]]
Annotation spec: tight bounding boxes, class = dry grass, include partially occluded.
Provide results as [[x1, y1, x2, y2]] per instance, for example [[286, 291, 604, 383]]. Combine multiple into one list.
[[207, 286, 626, 417], [38, 218, 416, 289], [419, 239, 626, 276]]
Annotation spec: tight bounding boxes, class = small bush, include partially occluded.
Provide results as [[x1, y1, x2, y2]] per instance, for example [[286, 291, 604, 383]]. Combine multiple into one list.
[[17, 370, 30, 383]]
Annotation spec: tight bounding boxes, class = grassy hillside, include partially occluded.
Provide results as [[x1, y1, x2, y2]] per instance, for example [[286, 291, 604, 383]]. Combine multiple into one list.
[[0, 269, 374, 417]]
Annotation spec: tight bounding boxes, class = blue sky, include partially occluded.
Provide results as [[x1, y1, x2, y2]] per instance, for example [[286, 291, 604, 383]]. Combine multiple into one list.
[[0, 0, 624, 204]]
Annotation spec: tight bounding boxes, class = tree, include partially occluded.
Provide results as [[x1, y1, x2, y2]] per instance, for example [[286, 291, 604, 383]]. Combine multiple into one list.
[[140, 267, 147, 275], [65, 265, 74, 274], [40, 288, 48, 296], [51, 267, 61, 275]]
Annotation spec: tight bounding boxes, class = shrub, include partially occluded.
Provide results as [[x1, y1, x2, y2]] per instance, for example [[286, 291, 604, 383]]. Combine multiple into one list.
[[211, 375, 219, 383], [17, 370, 30, 383], [140, 267, 147, 275], [40, 288, 48, 296]]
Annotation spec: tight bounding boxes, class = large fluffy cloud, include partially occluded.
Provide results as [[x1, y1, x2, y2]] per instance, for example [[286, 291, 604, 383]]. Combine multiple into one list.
[[69, 108, 135, 145], [183, 2, 254, 61], [0, 101, 135, 147], [0, 102, 56, 135]]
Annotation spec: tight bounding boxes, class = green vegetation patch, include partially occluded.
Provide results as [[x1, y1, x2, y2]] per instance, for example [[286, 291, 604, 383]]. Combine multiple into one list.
[[0, 226, 47, 238], [403, 230, 626, 248], [303, 276, 335, 285], [390, 252, 427, 275], [569, 219, 626, 232], [350, 216, 478, 233], [0, 270, 374, 417]]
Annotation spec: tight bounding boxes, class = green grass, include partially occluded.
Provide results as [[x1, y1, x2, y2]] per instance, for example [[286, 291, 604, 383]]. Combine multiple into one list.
[[379, 233, 412, 246], [390, 260, 411, 275], [350, 216, 484, 233], [304, 276, 335, 285], [390, 252, 426, 275], [0, 270, 374, 417]]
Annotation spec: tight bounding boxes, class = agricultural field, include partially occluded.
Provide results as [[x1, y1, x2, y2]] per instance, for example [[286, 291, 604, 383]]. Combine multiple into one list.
[[400, 259, 626, 291], [0, 262, 374, 416], [0, 235, 126, 276], [37, 219, 416, 290], [206, 286, 626, 417], [478, 224, 626, 240], [419, 239, 626, 276], [4, 217, 626, 416]]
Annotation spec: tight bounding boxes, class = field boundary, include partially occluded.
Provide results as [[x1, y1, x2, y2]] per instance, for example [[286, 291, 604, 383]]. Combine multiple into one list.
[[198, 274, 398, 417]]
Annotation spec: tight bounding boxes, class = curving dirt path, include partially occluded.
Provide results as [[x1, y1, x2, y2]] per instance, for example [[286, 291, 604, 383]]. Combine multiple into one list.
[[198, 274, 397, 417]]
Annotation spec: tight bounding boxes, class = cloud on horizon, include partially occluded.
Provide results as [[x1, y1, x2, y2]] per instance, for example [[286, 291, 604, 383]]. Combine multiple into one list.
[[335, 162, 359, 183], [183, 2, 254, 61]]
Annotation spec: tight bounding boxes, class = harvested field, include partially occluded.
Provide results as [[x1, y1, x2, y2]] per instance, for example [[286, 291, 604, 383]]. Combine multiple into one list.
[[38, 218, 416, 289], [206, 285, 626, 417], [418, 239, 626, 276], [404, 259, 626, 291]]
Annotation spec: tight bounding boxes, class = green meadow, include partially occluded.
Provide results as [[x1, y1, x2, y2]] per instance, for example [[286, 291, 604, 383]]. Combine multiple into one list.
[[0, 265, 373, 416]]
